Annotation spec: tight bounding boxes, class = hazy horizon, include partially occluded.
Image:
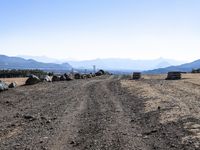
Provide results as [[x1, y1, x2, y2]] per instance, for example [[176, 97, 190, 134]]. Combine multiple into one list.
[[0, 0, 200, 61]]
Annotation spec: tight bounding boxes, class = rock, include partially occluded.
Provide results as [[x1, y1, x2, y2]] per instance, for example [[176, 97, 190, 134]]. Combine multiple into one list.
[[132, 72, 141, 80], [74, 73, 81, 79], [86, 74, 92, 78], [0, 81, 9, 92], [52, 75, 60, 82], [8, 82, 17, 88], [23, 114, 36, 121], [60, 75, 66, 81], [166, 72, 181, 80], [64, 73, 73, 81], [25, 74, 40, 85], [43, 75, 52, 82], [81, 74, 87, 79], [95, 70, 105, 76]]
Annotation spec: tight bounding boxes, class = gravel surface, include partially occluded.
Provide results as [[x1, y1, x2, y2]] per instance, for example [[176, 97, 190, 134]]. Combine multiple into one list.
[[0, 75, 199, 150]]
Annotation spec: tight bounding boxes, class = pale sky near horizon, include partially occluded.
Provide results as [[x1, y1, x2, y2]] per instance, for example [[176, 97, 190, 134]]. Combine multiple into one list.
[[0, 0, 200, 61]]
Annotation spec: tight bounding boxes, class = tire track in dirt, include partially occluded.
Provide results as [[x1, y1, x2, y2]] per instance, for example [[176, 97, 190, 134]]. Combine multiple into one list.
[[62, 76, 148, 150]]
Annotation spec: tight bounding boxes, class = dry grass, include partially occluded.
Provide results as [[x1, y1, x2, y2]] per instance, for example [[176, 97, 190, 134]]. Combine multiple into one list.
[[121, 73, 200, 148], [0, 77, 27, 86]]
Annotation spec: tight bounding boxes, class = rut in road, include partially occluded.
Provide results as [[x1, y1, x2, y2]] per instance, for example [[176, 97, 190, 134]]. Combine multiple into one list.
[[50, 76, 148, 150]]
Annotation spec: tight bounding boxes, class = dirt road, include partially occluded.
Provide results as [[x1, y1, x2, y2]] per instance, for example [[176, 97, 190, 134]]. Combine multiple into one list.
[[0, 75, 199, 150]]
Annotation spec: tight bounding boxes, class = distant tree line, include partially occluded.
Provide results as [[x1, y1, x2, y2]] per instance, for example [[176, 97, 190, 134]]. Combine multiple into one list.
[[0, 69, 53, 78], [191, 69, 200, 73]]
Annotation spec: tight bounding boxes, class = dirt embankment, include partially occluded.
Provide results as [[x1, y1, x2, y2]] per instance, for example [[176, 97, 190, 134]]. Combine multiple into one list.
[[0, 74, 200, 150]]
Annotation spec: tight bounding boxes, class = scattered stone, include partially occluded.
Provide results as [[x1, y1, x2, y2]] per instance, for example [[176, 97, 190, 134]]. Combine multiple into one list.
[[8, 82, 17, 88], [25, 74, 40, 85], [23, 114, 36, 121]]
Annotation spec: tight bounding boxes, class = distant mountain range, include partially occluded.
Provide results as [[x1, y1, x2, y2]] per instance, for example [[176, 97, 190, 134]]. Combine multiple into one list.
[[0, 55, 72, 71], [68, 58, 185, 71], [16, 55, 186, 71], [144, 59, 200, 74], [1, 54, 199, 74]]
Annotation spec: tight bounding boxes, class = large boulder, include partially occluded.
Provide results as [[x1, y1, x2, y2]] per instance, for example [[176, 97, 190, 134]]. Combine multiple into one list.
[[0, 81, 9, 92], [52, 75, 60, 82], [81, 74, 87, 79], [8, 82, 17, 88], [95, 70, 105, 76], [64, 73, 73, 81], [25, 75, 41, 85], [74, 73, 81, 79], [166, 72, 181, 80], [60, 75, 66, 81], [43, 75, 52, 82], [132, 72, 141, 80], [86, 74, 92, 78]]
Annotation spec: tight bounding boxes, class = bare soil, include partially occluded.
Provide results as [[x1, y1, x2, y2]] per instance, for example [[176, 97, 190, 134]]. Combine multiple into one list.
[[0, 74, 200, 150]]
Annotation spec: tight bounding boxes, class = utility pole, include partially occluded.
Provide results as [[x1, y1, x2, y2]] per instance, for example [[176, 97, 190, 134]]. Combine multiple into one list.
[[93, 65, 96, 74], [71, 68, 74, 75]]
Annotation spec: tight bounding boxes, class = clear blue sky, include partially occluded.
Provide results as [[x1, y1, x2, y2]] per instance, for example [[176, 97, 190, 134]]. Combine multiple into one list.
[[0, 0, 200, 61]]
